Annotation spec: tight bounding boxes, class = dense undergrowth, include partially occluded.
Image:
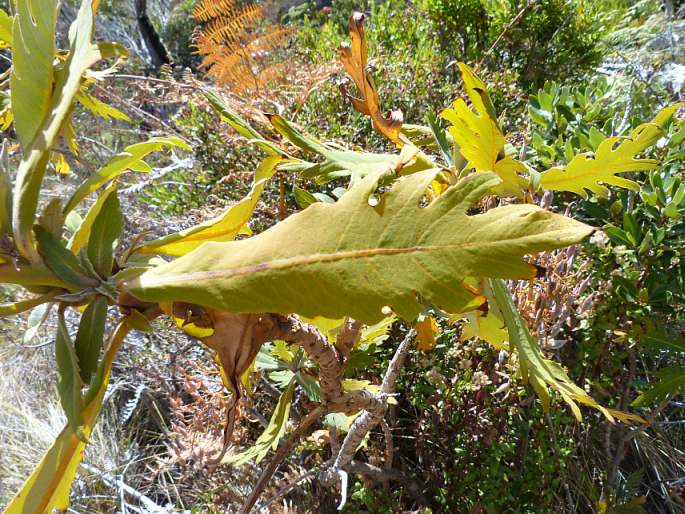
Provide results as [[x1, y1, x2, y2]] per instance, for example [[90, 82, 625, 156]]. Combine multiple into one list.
[[1, 1, 685, 513]]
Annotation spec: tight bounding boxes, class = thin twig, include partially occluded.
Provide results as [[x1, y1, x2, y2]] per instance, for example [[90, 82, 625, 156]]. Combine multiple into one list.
[[239, 406, 326, 514]]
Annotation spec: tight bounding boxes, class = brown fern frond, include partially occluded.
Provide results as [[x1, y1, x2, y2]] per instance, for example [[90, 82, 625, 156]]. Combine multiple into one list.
[[192, 0, 238, 22]]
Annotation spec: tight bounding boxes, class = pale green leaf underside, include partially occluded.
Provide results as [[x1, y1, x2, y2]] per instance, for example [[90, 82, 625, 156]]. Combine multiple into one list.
[[127, 169, 592, 324]]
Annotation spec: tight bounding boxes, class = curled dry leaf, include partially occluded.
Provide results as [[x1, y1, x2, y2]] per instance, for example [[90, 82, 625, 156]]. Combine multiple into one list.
[[339, 12, 404, 146], [168, 302, 278, 444]]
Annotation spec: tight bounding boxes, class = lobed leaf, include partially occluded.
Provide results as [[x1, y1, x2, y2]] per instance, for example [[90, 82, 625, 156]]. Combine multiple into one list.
[[489, 278, 643, 423], [127, 170, 593, 324], [539, 103, 684, 197], [441, 63, 527, 195]]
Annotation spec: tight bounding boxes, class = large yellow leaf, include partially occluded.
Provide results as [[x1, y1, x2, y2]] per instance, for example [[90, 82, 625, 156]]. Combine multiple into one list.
[[539, 103, 683, 197], [126, 169, 592, 324], [136, 155, 280, 256], [441, 63, 527, 195]]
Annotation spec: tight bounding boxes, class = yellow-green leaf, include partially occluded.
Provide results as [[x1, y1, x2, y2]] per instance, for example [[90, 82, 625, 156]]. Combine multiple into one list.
[[126, 170, 593, 324], [64, 136, 190, 214], [489, 278, 643, 423], [2, 319, 131, 514], [225, 379, 296, 464], [0, 291, 58, 318], [136, 155, 280, 256], [68, 181, 118, 253], [459, 278, 508, 349], [0, 9, 12, 48], [76, 91, 130, 122], [441, 63, 526, 195], [539, 103, 684, 197], [12, 0, 108, 262]]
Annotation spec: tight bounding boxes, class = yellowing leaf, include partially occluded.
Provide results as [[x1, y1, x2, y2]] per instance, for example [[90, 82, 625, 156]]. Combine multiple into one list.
[[136, 155, 280, 256], [2, 319, 131, 514], [0, 9, 12, 48], [64, 137, 190, 214], [11, 0, 111, 262], [127, 170, 593, 324], [441, 63, 526, 195], [539, 103, 684, 198], [489, 278, 644, 423], [225, 380, 295, 464], [76, 91, 130, 121], [459, 278, 508, 349], [415, 316, 438, 351]]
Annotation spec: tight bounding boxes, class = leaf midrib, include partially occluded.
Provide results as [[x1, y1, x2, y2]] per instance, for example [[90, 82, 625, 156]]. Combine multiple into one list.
[[132, 227, 583, 289]]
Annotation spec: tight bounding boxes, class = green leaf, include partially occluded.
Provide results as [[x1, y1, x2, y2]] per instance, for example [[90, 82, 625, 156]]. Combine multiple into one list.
[[633, 367, 685, 407], [0, 140, 12, 235], [0, 291, 58, 318], [489, 278, 643, 423], [74, 296, 107, 384], [64, 137, 191, 214], [225, 380, 296, 464], [641, 331, 685, 354], [35, 225, 99, 289], [68, 181, 117, 253], [56, 309, 84, 432], [293, 186, 318, 210], [127, 170, 593, 324], [271, 115, 432, 184], [136, 155, 279, 256], [3, 318, 131, 514], [11, 0, 59, 150], [37, 197, 65, 236], [11, 0, 108, 262], [539, 103, 683, 197], [205, 90, 283, 155], [87, 188, 122, 278]]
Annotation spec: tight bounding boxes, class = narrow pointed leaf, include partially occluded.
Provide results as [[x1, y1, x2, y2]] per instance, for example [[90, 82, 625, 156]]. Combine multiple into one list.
[[540, 103, 684, 197], [64, 137, 190, 214], [56, 310, 84, 432], [0, 140, 12, 235], [489, 278, 643, 423], [74, 296, 107, 384], [87, 189, 122, 278], [137, 155, 280, 256], [0, 291, 58, 318], [2, 320, 131, 514], [35, 225, 100, 289], [68, 181, 118, 253], [632, 367, 685, 407], [127, 170, 593, 324], [225, 380, 296, 464], [12, 0, 108, 262]]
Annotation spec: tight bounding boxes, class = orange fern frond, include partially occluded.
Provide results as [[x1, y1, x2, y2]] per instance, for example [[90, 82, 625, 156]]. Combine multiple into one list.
[[192, 0, 239, 22], [193, 0, 290, 93]]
